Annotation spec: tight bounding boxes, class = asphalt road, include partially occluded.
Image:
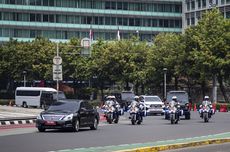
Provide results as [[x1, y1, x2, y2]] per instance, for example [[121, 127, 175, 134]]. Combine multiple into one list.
[[0, 112, 230, 152]]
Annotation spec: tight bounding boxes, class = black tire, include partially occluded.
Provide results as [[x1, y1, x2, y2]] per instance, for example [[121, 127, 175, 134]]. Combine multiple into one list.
[[107, 113, 113, 124], [165, 114, 168, 120], [204, 113, 209, 123], [73, 119, 80, 132], [38, 127, 45, 132], [22, 102, 28, 108], [90, 118, 98, 130], [137, 121, 141, 125], [131, 114, 136, 125], [131, 120, 135, 125], [170, 114, 175, 124], [185, 113, 191, 120], [114, 118, 119, 124]]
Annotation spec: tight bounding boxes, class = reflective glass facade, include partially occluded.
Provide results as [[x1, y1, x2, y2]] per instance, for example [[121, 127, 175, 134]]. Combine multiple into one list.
[[183, 0, 230, 30], [0, 0, 182, 42]]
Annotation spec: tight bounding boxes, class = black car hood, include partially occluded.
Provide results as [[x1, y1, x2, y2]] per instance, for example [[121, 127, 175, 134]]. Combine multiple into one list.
[[41, 110, 73, 115]]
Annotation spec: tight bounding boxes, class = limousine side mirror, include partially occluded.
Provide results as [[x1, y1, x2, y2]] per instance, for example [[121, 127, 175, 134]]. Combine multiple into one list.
[[80, 107, 87, 111]]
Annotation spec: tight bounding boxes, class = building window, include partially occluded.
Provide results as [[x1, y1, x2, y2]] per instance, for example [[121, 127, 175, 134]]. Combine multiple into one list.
[[105, 17, 110, 25], [123, 18, 128, 26], [135, 18, 141, 26], [198, 0, 202, 8], [226, 11, 230, 18], [159, 19, 163, 27], [164, 20, 169, 27], [30, 13, 36, 21], [117, 2, 122, 10], [123, 2, 128, 10], [152, 19, 158, 27], [117, 17, 122, 25], [227, 0, 230, 4], [202, 0, 207, 7], [36, 14, 41, 22], [175, 20, 181, 28], [43, 0, 48, 6], [191, 1, 195, 10], [191, 17, 195, 25], [129, 18, 134, 26], [221, 0, 225, 4], [187, 1, 190, 11], [105, 1, 110, 9], [43, 14, 49, 22], [175, 5, 182, 13]]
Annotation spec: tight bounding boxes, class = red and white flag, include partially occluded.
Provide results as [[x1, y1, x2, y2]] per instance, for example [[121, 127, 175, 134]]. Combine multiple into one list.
[[89, 27, 93, 41]]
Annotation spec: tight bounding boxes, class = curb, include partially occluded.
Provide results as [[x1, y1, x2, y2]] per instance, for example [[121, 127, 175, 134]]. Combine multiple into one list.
[[116, 138, 230, 152], [0, 119, 36, 126]]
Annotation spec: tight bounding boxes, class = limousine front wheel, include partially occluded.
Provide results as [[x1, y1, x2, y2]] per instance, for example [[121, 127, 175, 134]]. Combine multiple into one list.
[[73, 119, 79, 132], [38, 127, 45, 132], [90, 118, 98, 130]]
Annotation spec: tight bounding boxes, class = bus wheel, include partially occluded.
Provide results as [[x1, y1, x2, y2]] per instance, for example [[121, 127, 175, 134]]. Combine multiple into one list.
[[22, 102, 28, 108]]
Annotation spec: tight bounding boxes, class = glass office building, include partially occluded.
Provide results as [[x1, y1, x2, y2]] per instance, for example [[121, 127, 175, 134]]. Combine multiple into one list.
[[0, 0, 182, 42], [183, 0, 230, 30]]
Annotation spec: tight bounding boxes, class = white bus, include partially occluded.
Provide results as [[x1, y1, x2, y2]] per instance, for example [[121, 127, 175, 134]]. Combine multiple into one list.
[[15, 87, 61, 108]]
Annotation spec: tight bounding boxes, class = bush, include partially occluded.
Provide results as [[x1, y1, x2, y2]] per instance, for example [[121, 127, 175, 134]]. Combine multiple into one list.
[[0, 99, 15, 105]]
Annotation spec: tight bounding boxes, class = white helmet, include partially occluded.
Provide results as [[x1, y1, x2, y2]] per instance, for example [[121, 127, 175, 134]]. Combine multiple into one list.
[[204, 96, 209, 100], [110, 96, 116, 99], [172, 96, 177, 100], [134, 96, 139, 99]]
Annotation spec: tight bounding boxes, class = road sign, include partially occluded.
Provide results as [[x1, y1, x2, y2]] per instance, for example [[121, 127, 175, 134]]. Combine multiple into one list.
[[81, 37, 91, 48], [53, 56, 62, 65], [53, 65, 62, 80]]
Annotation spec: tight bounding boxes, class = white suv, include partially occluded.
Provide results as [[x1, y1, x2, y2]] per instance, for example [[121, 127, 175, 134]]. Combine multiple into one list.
[[140, 95, 164, 115]]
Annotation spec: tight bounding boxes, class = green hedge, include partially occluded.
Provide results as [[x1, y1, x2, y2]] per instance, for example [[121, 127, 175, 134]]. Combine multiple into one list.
[[0, 99, 15, 105]]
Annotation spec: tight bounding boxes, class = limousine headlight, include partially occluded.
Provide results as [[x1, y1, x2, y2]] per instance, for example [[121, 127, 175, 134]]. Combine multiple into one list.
[[36, 115, 43, 120], [63, 114, 73, 121]]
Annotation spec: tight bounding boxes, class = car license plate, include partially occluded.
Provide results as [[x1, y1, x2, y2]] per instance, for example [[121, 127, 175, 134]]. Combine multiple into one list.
[[45, 121, 56, 125]]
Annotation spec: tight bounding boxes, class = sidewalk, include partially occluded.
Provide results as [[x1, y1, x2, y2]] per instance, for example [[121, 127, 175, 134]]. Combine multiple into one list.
[[0, 105, 42, 125]]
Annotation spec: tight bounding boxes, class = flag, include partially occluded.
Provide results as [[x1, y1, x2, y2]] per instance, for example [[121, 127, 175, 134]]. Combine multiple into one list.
[[117, 28, 120, 41], [89, 26, 93, 41]]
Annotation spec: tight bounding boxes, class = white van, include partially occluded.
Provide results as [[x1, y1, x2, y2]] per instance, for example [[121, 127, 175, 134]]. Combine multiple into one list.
[[15, 87, 59, 108]]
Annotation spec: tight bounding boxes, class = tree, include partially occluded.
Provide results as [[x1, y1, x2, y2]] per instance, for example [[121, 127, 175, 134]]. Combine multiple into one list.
[[184, 8, 230, 102], [148, 33, 185, 93]]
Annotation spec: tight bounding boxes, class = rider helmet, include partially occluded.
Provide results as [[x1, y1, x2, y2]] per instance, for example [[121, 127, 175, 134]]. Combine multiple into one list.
[[107, 96, 112, 100], [134, 96, 139, 101], [172, 96, 177, 100], [204, 96, 209, 100]]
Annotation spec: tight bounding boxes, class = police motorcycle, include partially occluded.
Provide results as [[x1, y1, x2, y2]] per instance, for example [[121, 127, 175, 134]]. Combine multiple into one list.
[[103, 96, 120, 124], [199, 96, 214, 123], [163, 103, 170, 120], [129, 100, 145, 125], [168, 100, 180, 124]]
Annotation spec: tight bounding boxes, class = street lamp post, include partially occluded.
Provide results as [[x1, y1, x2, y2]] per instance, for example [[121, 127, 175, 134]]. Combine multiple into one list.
[[163, 68, 167, 99], [23, 71, 27, 87]]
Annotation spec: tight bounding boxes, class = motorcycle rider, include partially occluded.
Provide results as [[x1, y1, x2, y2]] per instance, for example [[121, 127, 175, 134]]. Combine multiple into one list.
[[129, 96, 145, 120], [169, 96, 180, 119], [199, 96, 214, 118]]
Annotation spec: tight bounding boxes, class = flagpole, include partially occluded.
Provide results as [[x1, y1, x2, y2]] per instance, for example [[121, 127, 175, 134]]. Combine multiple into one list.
[[117, 26, 120, 41]]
